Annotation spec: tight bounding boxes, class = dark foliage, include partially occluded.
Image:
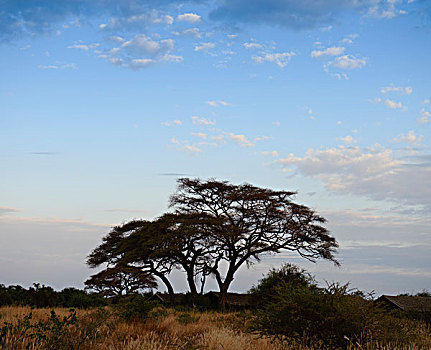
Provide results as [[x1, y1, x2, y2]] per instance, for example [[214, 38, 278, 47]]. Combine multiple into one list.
[[87, 178, 338, 310], [249, 265, 418, 349], [0, 283, 106, 308], [84, 265, 157, 297], [115, 294, 157, 321]]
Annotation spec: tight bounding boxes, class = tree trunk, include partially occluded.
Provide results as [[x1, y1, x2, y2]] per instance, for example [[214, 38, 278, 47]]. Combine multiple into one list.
[[155, 272, 175, 297], [186, 268, 198, 295], [217, 270, 235, 311]]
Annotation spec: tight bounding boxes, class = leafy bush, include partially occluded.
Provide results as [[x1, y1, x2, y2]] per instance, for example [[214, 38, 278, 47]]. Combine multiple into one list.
[[115, 294, 157, 321], [249, 264, 418, 349]]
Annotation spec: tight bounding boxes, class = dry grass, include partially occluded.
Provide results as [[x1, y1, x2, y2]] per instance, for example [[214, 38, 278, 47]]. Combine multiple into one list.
[[0, 306, 430, 349]]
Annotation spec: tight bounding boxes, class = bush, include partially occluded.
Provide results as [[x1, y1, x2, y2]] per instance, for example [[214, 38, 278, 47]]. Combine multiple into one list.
[[249, 264, 418, 349], [115, 294, 157, 321]]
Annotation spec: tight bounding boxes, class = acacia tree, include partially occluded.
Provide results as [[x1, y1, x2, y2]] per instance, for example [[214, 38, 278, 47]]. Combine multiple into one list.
[[86, 214, 218, 297], [170, 178, 339, 309], [84, 265, 157, 297], [87, 178, 338, 309], [86, 220, 177, 296]]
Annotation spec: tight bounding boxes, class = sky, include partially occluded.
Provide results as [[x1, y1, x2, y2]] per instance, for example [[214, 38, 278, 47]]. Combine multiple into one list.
[[1, 0, 430, 296]]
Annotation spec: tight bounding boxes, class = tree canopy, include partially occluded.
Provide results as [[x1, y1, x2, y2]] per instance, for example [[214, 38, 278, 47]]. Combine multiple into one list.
[[87, 178, 338, 309]]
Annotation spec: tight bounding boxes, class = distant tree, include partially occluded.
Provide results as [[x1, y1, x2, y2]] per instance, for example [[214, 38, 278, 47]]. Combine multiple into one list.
[[170, 178, 339, 309], [84, 265, 157, 297]]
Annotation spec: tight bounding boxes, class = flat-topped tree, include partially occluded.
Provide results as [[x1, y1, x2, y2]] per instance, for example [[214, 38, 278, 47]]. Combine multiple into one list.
[[86, 220, 177, 296], [84, 265, 157, 297], [170, 178, 339, 310], [86, 214, 218, 297]]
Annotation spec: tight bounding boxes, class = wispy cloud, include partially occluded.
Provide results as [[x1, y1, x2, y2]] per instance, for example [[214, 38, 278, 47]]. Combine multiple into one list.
[[162, 120, 182, 126], [206, 100, 231, 107], [252, 51, 296, 68], [0, 206, 21, 216], [274, 144, 431, 212], [392, 130, 423, 145], [194, 42, 216, 52], [311, 46, 345, 58], [227, 133, 254, 147], [177, 13, 202, 23], [325, 55, 367, 70], [191, 116, 216, 126], [381, 85, 412, 96]]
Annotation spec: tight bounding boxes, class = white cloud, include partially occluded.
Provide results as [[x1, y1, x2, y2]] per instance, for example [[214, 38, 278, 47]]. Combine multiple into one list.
[[194, 42, 215, 52], [180, 28, 202, 38], [381, 85, 412, 96], [192, 132, 207, 139], [262, 150, 279, 157], [162, 120, 182, 126], [320, 25, 333, 32], [162, 54, 183, 63], [122, 34, 174, 56], [38, 65, 58, 69], [108, 36, 125, 43], [311, 46, 345, 58], [367, 0, 407, 19], [67, 43, 99, 51], [274, 144, 431, 211], [191, 116, 216, 126], [252, 51, 296, 68], [100, 34, 181, 69], [417, 108, 431, 125], [227, 133, 254, 147], [384, 99, 403, 109], [243, 42, 262, 50], [326, 55, 366, 70], [423, 99, 430, 105], [171, 138, 201, 154], [38, 63, 77, 70], [392, 130, 423, 145], [129, 58, 155, 69], [340, 38, 353, 44], [177, 13, 202, 23], [206, 100, 230, 107], [332, 73, 349, 80], [153, 15, 174, 25], [340, 135, 355, 145], [100, 11, 174, 30], [212, 135, 225, 143]]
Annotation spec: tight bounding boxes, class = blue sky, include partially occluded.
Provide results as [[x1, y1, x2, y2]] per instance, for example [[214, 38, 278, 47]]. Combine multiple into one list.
[[1, 0, 430, 295]]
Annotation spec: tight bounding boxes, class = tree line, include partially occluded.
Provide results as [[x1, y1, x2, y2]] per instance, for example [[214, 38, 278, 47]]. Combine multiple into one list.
[[86, 178, 339, 309]]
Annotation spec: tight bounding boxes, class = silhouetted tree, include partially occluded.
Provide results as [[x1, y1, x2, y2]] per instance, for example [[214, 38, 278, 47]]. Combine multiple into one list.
[[87, 214, 218, 296], [87, 178, 338, 309], [170, 178, 338, 309], [84, 265, 157, 297], [86, 220, 174, 296]]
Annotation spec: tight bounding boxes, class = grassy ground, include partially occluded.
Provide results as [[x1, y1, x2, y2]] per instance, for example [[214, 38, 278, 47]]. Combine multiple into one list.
[[0, 306, 430, 349]]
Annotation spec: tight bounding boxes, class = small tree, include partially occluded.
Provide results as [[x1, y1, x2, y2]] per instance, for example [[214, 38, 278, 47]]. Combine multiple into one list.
[[87, 220, 175, 296], [84, 265, 157, 297]]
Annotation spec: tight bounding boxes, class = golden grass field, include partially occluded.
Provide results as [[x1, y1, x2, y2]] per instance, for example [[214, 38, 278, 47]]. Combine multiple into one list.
[[0, 306, 430, 349]]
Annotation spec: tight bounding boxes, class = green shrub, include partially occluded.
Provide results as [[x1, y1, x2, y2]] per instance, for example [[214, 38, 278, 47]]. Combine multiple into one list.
[[115, 294, 157, 321], [249, 265, 418, 349]]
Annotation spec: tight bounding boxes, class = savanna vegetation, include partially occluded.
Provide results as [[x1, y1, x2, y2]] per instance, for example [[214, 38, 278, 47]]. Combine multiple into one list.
[[1, 178, 430, 349]]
